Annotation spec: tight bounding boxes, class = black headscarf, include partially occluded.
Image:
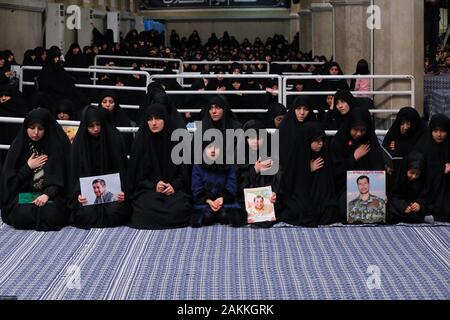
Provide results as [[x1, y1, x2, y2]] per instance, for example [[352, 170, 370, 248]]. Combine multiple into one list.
[[22, 50, 36, 66], [0, 86, 29, 148], [201, 95, 242, 154], [281, 121, 338, 226], [97, 91, 131, 128], [69, 106, 128, 206], [382, 107, 425, 157], [65, 43, 86, 68], [414, 114, 450, 221], [264, 102, 287, 128], [326, 89, 360, 130], [0, 108, 70, 209], [139, 85, 185, 129], [128, 103, 182, 198], [330, 107, 385, 194], [279, 95, 316, 170], [389, 151, 427, 201]]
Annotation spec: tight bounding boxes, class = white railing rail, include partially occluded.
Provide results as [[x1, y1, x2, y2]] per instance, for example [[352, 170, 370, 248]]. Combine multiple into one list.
[[282, 75, 415, 110], [19, 66, 152, 93], [149, 73, 283, 104], [0, 115, 389, 150], [181, 61, 271, 74]]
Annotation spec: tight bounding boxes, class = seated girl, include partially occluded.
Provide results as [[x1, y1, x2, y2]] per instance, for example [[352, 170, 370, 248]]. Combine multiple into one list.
[[237, 120, 281, 227], [280, 122, 339, 227], [69, 106, 131, 229], [387, 152, 430, 224], [0, 108, 70, 230], [128, 103, 192, 229], [191, 141, 245, 228]]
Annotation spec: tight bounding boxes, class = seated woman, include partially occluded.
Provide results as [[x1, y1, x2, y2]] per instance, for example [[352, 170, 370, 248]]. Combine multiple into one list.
[[128, 103, 192, 229], [279, 95, 316, 172], [280, 122, 339, 227], [0, 108, 70, 230], [201, 95, 242, 151], [191, 140, 245, 228], [382, 107, 425, 158], [414, 114, 450, 222], [330, 107, 386, 220], [326, 62, 349, 91], [69, 106, 131, 229], [236, 120, 281, 227], [324, 89, 360, 130], [264, 102, 287, 129], [387, 152, 430, 224]]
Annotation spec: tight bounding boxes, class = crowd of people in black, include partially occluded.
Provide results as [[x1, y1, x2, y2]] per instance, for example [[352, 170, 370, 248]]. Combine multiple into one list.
[[0, 29, 449, 232]]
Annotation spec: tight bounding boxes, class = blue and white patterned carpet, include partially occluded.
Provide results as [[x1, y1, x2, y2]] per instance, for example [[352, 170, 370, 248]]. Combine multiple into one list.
[[0, 219, 448, 300]]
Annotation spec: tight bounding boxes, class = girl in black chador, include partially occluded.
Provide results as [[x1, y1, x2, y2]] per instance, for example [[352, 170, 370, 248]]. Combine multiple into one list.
[[0, 108, 70, 230]]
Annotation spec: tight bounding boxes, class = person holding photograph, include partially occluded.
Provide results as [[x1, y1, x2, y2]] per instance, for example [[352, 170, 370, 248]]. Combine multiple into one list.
[[414, 114, 450, 222], [387, 152, 431, 224], [236, 120, 280, 228], [330, 107, 385, 221], [69, 106, 130, 229], [0, 108, 70, 230], [128, 103, 192, 230]]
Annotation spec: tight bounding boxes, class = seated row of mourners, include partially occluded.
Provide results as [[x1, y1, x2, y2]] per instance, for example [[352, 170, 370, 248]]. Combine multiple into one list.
[[0, 88, 449, 231]]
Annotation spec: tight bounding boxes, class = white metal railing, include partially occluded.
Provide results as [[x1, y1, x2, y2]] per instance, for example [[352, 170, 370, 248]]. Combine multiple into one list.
[[149, 74, 283, 104], [94, 55, 183, 73], [0, 115, 389, 150], [181, 61, 271, 74], [282, 75, 416, 112], [19, 66, 152, 93]]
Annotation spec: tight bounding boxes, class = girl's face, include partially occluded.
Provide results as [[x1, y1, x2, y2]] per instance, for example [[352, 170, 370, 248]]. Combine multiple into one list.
[[274, 115, 284, 128], [101, 97, 115, 112], [0, 94, 11, 104], [311, 138, 324, 153], [400, 120, 412, 135], [350, 126, 367, 141], [329, 66, 339, 75], [336, 99, 350, 115], [27, 123, 45, 142], [205, 144, 221, 161], [209, 104, 224, 122], [407, 168, 421, 182], [87, 121, 101, 138], [432, 128, 447, 143], [57, 112, 70, 121], [247, 137, 263, 151], [295, 106, 310, 123], [326, 95, 334, 107], [148, 116, 165, 133]]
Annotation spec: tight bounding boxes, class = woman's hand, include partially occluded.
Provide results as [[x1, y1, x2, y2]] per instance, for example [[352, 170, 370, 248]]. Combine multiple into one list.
[[27, 154, 48, 170], [117, 192, 125, 203], [78, 194, 88, 205], [354, 144, 371, 161], [156, 181, 166, 193], [162, 184, 175, 196], [270, 193, 277, 204], [207, 199, 221, 213], [310, 158, 324, 172], [389, 141, 396, 151], [33, 194, 49, 207], [410, 202, 421, 213]]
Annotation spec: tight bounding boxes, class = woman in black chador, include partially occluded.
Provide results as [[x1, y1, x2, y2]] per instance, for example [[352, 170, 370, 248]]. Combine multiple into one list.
[[324, 89, 360, 130], [0, 108, 70, 230], [69, 106, 131, 229], [387, 152, 430, 224], [414, 114, 450, 222], [330, 107, 385, 219], [382, 107, 425, 158], [236, 120, 281, 227], [128, 103, 192, 229], [280, 122, 339, 227]]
